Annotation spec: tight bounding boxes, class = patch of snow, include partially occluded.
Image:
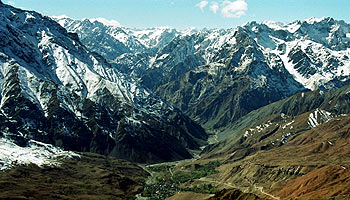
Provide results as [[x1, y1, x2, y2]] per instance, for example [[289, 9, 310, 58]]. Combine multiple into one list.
[[113, 31, 129, 44], [252, 26, 258, 33], [25, 12, 35, 22], [180, 27, 197, 36], [254, 121, 273, 133], [282, 120, 294, 129], [158, 54, 169, 60], [280, 43, 311, 89], [346, 33, 350, 38], [287, 23, 301, 33], [260, 20, 300, 33], [308, 109, 333, 128], [281, 132, 293, 144], [306, 17, 324, 24], [129, 27, 176, 48], [51, 14, 72, 20], [330, 24, 340, 33], [50, 15, 74, 28], [281, 113, 287, 119], [263, 21, 285, 30], [279, 40, 340, 91], [0, 138, 79, 171], [244, 130, 249, 137]]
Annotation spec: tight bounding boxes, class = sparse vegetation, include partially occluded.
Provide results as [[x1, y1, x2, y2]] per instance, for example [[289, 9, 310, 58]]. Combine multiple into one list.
[[141, 161, 221, 199], [181, 183, 219, 194]]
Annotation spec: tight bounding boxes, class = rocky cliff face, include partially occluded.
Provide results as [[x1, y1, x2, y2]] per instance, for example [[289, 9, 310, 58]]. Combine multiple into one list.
[[0, 3, 207, 163]]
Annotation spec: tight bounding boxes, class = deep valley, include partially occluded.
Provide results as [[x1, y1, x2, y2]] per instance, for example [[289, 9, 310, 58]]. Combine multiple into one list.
[[1, 0, 350, 199]]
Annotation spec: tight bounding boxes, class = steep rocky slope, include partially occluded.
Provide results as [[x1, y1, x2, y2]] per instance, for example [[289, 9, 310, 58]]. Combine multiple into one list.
[[0, 2, 207, 163], [156, 28, 305, 129]]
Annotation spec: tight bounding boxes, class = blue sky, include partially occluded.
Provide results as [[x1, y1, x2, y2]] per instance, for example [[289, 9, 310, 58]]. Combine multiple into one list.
[[5, 0, 350, 29]]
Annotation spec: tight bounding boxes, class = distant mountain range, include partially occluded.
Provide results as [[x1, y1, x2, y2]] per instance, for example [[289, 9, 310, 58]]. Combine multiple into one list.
[[55, 15, 350, 132]]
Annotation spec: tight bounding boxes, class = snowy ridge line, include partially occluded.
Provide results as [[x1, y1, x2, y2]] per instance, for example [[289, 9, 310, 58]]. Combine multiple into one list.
[[57, 16, 350, 92]]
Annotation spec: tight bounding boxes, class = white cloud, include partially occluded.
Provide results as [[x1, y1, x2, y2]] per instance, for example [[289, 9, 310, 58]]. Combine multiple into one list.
[[210, 2, 219, 14], [196, 1, 209, 12], [221, 0, 248, 18], [7, 1, 15, 6]]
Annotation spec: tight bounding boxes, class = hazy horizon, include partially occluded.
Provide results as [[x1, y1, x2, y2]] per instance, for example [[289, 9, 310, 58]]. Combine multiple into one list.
[[4, 0, 350, 29]]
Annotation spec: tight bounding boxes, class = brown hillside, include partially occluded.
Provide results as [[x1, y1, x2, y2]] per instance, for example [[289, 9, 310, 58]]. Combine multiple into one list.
[[196, 115, 350, 199], [208, 188, 263, 200], [0, 152, 148, 200], [276, 165, 350, 199]]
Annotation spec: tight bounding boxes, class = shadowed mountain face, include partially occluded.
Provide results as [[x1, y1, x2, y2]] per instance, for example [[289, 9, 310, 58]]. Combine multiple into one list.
[[0, 3, 207, 164]]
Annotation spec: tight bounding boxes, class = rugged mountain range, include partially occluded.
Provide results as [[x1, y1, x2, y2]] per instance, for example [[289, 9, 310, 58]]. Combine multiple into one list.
[[55, 16, 350, 132], [56, 15, 350, 199], [0, 2, 207, 164], [1, 0, 350, 199]]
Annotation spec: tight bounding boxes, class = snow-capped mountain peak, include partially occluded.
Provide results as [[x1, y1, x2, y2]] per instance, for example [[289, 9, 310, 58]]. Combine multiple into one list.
[[306, 16, 327, 24], [88, 17, 121, 27], [0, 2, 207, 163], [52, 15, 121, 28], [51, 14, 72, 20]]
